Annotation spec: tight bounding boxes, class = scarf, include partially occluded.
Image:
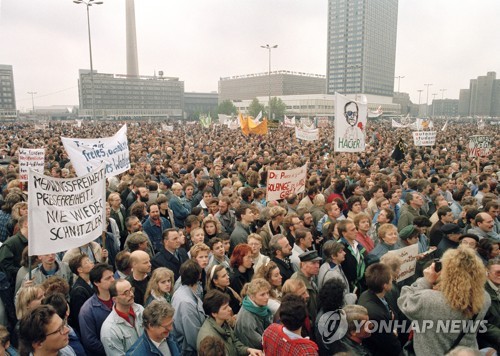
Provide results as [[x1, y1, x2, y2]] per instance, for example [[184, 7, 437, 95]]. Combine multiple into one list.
[[242, 296, 272, 319]]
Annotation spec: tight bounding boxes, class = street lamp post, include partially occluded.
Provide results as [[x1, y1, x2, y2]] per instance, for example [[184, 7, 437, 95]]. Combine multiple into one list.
[[432, 93, 438, 117], [260, 44, 277, 120], [417, 89, 423, 116], [440, 88, 446, 100], [27, 91, 37, 115], [424, 83, 433, 117], [395, 75, 405, 93], [74, 0, 103, 120]]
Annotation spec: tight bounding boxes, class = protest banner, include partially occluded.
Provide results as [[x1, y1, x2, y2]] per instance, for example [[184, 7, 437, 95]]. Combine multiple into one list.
[[468, 135, 492, 158], [161, 123, 174, 132], [334, 92, 367, 152], [283, 115, 296, 127], [394, 244, 419, 282], [299, 117, 316, 130], [295, 127, 319, 141], [412, 131, 436, 146], [18, 148, 45, 182], [61, 124, 130, 178], [266, 163, 307, 201], [315, 116, 330, 128], [28, 165, 106, 256]]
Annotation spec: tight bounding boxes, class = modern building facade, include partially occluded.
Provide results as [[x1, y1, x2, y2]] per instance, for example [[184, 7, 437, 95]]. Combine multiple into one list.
[[458, 72, 500, 117], [326, 0, 398, 97], [0, 65, 17, 120], [232, 94, 400, 118], [218, 71, 326, 102], [184, 92, 218, 120], [430, 99, 459, 117], [78, 70, 184, 119]]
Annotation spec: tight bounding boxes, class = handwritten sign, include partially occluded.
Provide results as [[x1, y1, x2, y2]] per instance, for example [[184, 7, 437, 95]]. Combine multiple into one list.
[[468, 135, 492, 158], [266, 163, 307, 201], [315, 116, 330, 128], [295, 127, 319, 141], [61, 124, 130, 178], [19, 148, 45, 182], [161, 124, 174, 132], [391, 244, 419, 282], [412, 131, 436, 146], [28, 165, 106, 256]]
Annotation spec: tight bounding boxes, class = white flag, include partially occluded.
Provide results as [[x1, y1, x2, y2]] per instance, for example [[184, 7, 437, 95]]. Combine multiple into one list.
[[334, 92, 367, 152]]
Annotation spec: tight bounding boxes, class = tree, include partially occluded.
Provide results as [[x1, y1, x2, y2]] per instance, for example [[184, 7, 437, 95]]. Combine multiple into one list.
[[269, 97, 287, 121], [217, 100, 237, 115], [248, 98, 265, 118]]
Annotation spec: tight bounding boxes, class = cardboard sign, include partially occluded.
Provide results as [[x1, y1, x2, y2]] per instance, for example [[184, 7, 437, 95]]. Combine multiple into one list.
[[334, 93, 367, 152], [468, 135, 492, 157], [394, 244, 419, 282], [28, 165, 106, 256], [412, 131, 436, 146], [266, 163, 307, 201], [19, 148, 45, 182]]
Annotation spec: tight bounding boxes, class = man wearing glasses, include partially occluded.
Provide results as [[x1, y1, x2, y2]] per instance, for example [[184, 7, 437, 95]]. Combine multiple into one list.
[[19, 304, 73, 356], [101, 279, 145, 355]]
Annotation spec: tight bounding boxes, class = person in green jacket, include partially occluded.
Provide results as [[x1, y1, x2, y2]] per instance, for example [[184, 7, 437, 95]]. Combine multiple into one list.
[[197, 289, 262, 356]]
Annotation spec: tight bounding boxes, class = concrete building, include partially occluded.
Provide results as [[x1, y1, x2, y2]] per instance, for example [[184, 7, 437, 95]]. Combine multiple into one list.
[[430, 99, 459, 117], [218, 71, 325, 102], [458, 89, 470, 117], [184, 92, 218, 120], [78, 70, 184, 119], [231, 94, 399, 118], [458, 72, 500, 117], [0, 65, 17, 120], [326, 0, 398, 97]]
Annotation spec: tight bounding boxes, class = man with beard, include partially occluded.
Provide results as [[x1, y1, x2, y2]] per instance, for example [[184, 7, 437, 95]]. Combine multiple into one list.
[[215, 197, 236, 235], [142, 203, 171, 253], [270, 234, 295, 283]]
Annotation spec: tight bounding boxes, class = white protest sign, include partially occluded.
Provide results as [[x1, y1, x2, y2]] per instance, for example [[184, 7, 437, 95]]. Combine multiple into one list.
[[393, 244, 419, 282], [28, 165, 106, 256], [266, 163, 307, 201], [61, 124, 130, 178], [161, 124, 174, 132], [334, 92, 367, 152], [18, 148, 45, 182], [295, 127, 319, 141], [468, 135, 492, 158], [412, 131, 436, 146], [315, 116, 330, 128], [284, 115, 296, 127]]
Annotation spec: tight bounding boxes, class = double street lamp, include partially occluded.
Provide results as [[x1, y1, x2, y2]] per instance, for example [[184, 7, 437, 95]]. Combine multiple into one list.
[[73, 0, 103, 120], [260, 44, 277, 120]]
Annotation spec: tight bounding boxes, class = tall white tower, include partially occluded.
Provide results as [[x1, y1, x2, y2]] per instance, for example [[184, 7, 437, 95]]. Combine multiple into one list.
[[126, 0, 139, 77]]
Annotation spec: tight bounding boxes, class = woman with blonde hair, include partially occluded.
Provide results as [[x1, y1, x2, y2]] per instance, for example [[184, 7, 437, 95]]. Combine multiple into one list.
[[15, 285, 45, 320], [144, 267, 175, 305], [7, 201, 27, 236], [234, 278, 273, 350], [202, 215, 222, 242], [254, 261, 283, 315], [398, 247, 491, 355]]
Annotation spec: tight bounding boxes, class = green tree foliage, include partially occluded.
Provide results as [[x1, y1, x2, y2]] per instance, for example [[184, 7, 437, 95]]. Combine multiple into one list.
[[248, 98, 265, 118], [269, 97, 287, 120], [217, 100, 237, 115]]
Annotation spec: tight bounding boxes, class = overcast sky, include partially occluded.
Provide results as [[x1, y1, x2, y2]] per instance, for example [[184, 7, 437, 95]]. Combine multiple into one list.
[[1, 0, 499, 111]]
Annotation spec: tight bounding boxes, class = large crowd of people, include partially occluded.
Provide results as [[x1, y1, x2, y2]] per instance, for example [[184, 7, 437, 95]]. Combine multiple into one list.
[[0, 118, 498, 356]]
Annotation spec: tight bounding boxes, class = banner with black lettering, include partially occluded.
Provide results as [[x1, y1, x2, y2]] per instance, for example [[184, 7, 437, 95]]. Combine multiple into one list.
[[19, 148, 45, 182], [468, 135, 492, 157], [334, 92, 367, 152], [266, 163, 307, 201], [61, 124, 130, 178], [412, 131, 436, 146], [28, 165, 106, 256]]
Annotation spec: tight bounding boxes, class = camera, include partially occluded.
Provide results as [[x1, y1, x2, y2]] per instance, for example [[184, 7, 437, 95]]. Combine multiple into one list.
[[433, 259, 442, 273]]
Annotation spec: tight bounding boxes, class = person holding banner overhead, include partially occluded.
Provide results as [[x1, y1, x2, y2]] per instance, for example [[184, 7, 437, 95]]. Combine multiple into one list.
[[63, 241, 108, 265]]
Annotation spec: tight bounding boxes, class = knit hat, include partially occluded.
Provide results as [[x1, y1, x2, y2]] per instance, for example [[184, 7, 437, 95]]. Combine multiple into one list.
[[399, 225, 418, 240]]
